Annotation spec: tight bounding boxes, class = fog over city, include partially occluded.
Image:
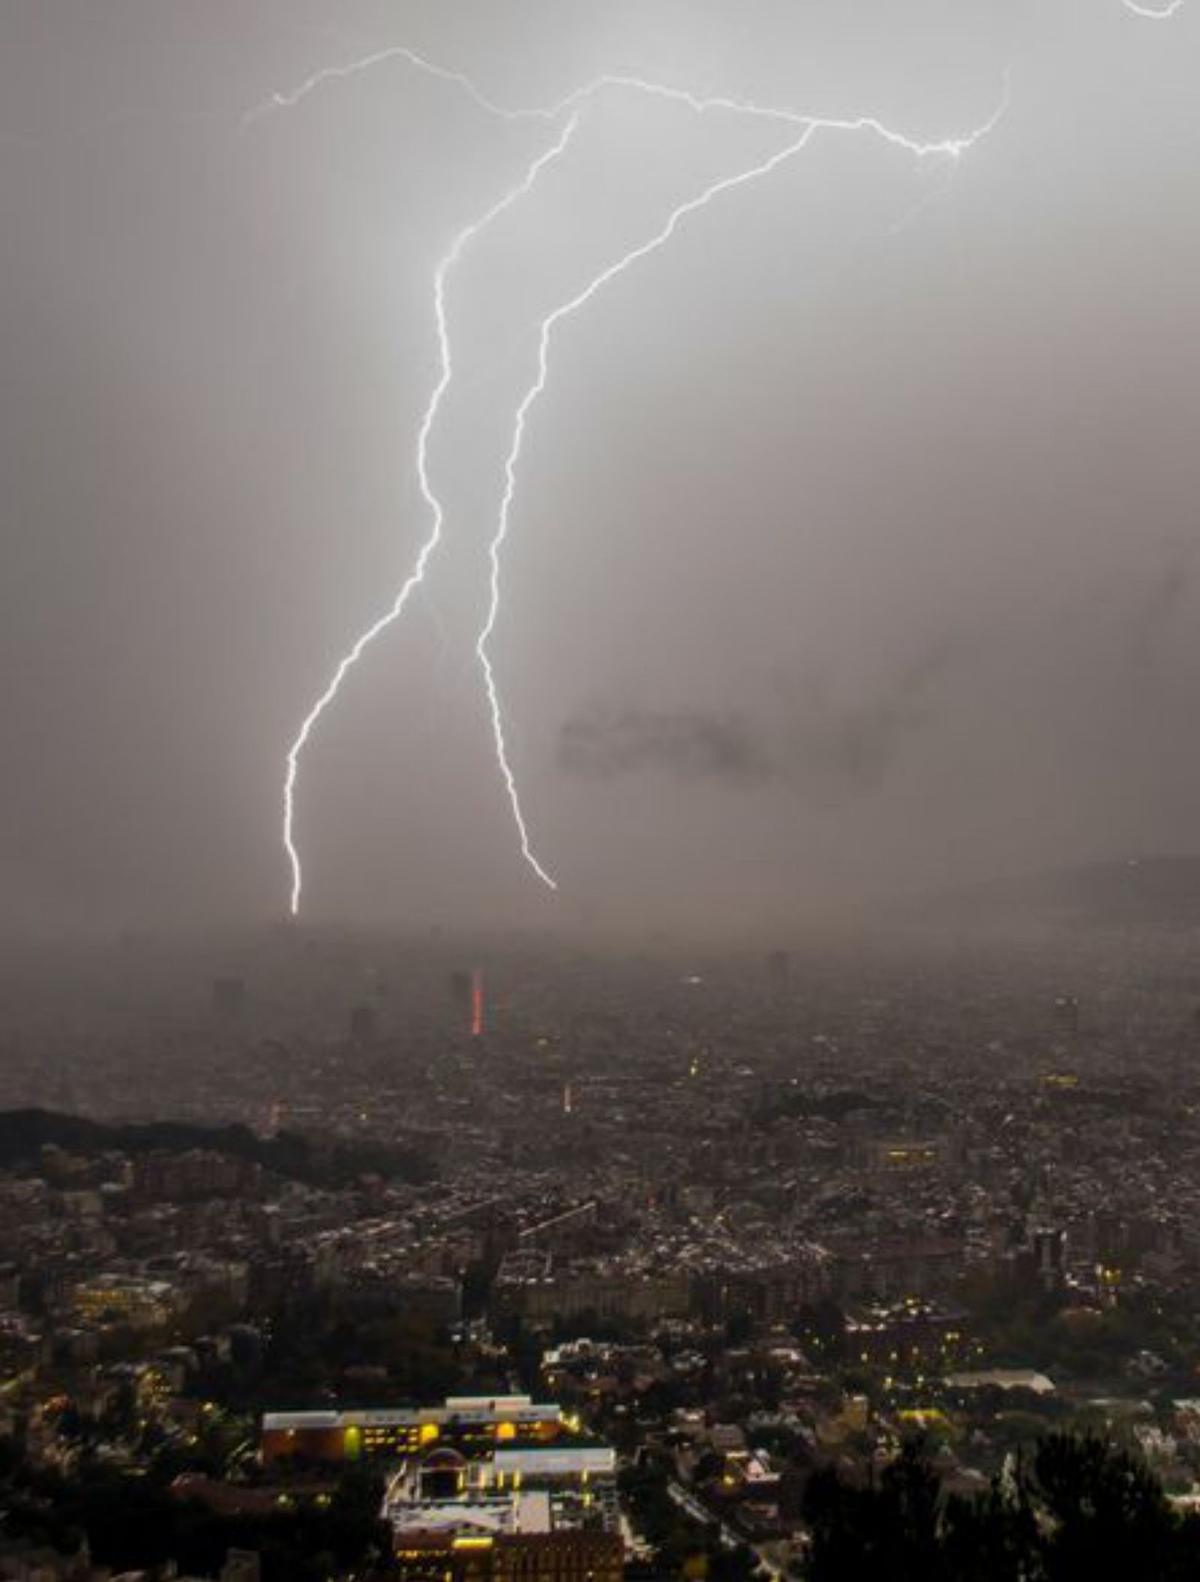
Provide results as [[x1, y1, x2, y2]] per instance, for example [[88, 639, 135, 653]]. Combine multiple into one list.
[[1, 0, 1197, 936]]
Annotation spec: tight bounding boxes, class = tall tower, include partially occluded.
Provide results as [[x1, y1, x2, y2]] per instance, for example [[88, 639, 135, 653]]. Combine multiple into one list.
[[471, 968, 485, 1038]]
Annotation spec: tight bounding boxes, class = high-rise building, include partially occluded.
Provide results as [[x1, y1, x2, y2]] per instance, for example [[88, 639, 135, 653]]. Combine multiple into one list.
[[471, 969, 485, 1038], [1032, 1227, 1067, 1289]]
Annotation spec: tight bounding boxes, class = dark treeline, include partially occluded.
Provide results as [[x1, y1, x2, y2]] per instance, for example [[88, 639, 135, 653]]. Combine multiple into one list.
[[0, 1108, 434, 1186], [0, 1442, 388, 1582], [752, 1090, 879, 1126], [804, 1432, 1200, 1581]]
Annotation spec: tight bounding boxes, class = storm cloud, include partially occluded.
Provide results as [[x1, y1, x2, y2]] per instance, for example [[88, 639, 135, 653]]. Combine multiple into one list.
[[1, 1, 1198, 933], [559, 646, 947, 803]]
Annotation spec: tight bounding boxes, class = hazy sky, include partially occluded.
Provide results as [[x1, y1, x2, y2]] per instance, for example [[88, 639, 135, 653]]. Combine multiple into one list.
[[1, 1, 1197, 935]]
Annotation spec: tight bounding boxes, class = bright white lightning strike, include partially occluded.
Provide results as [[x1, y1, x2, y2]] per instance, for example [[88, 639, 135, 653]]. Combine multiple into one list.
[[249, 52, 995, 145], [242, 45, 534, 130], [281, 111, 580, 916], [474, 127, 813, 890], [479, 92, 1009, 890], [260, 44, 1004, 910]]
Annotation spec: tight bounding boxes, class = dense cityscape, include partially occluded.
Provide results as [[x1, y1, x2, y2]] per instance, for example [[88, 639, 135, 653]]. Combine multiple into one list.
[[4, 866, 1200, 1576]]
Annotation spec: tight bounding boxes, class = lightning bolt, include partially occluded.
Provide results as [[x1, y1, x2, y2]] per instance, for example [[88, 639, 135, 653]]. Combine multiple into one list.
[[256, 45, 1005, 911], [479, 90, 1009, 891], [242, 45, 538, 130], [248, 52, 997, 145], [281, 111, 580, 916], [1122, 0, 1186, 15]]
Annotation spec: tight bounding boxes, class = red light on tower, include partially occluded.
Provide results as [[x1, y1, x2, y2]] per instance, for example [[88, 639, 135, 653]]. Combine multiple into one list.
[[471, 969, 484, 1038]]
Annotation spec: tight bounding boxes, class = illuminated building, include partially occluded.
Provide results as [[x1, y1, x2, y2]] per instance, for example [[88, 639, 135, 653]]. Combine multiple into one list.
[[384, 1424, 619, 1579], [945, 1369, 1055, 1396], [471, 969, 485, 1037], [72, 1274, 175, 1330], [1042, 1071, 1080, 1090], [261, 1395, 566, 1466], [263, 1396, 620, 1578], [870, 1140, 940, 1172], [264, 1404, 619, 1575], [391, 1530, 622, 1582], [844, 1301, 974, 1369]]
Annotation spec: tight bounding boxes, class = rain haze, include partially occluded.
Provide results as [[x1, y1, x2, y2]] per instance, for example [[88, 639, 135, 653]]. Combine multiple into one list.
[[1, 0, 1198, 939]]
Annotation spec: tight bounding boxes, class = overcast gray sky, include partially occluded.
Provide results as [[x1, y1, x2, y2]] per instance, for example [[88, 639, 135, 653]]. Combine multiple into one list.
[[0, 0, 1197, 936]]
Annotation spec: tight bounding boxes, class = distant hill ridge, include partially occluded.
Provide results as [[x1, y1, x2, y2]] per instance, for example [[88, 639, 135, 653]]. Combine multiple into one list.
[[925, 856, 1200, 930], [0, 1107, 434, 1186]]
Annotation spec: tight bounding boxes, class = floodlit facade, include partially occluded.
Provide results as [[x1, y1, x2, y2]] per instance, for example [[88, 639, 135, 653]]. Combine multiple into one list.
[[262, 1395, 621, 1577], [261, 1394, 563, 1465]]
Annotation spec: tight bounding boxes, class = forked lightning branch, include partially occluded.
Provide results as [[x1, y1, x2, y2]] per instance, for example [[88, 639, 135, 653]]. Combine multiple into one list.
[[250, 2, 1176, 915]]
